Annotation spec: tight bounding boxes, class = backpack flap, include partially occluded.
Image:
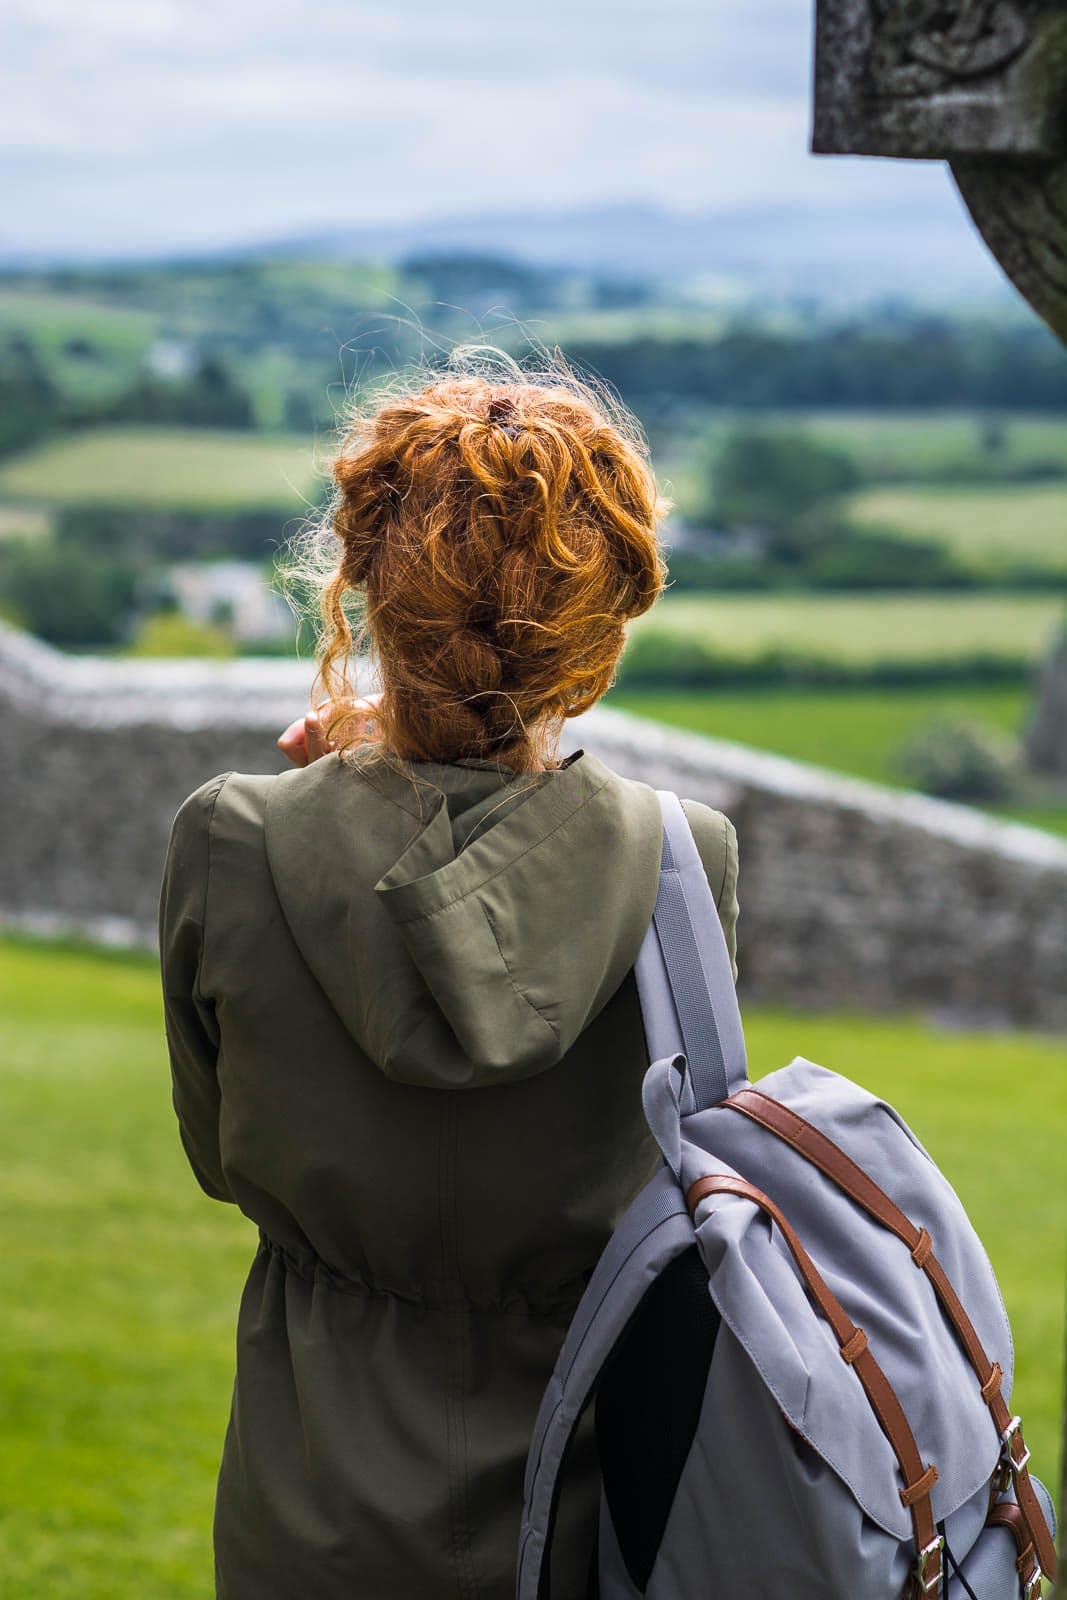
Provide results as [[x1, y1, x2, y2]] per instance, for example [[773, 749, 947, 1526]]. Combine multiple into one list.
[[681, 1057, 1016, 1540]]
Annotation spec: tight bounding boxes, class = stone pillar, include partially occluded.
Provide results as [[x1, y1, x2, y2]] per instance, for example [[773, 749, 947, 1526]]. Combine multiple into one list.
[[813, 11, 1067, 1576], [812, 1, 1067, 340], [1024, 616, 1067, 776]]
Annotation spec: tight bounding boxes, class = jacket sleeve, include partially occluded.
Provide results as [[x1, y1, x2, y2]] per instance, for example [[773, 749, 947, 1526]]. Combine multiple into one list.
[[679, 801, 741, 984], [158, 772, 235, 1204]]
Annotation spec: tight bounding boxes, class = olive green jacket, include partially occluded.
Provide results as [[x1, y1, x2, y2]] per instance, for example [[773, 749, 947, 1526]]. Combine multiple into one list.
[[159, 742, 739, 1600]]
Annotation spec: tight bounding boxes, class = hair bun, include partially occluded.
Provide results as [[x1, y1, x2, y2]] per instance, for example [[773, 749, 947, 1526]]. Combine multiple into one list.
[[304, 359, 671, 772]]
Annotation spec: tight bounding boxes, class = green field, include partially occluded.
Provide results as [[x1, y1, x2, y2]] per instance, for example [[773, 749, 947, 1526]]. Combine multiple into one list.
[[0, 937, 1062, 1598], [0, 266, 399, 423], [655, 409, 1067, 516], [846, 482, 1067, 576], [606, 683, 1067, 836], [3, 407, 1065, 531], [0, 288, 159, 335], [626, 592, 1064, 665], [772, 410, 1067, 476], [503, 305, 736, 347], [0, 291, 161, 405], [0, 426, 325, 513]]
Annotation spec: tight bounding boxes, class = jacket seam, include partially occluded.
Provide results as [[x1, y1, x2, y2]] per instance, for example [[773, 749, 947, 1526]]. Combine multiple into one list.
[[455, 1318, 479, 1600], [343, 751, 555, 825], [482, 897, 560, 1043], [388, 775, 614, 926], [192, 771, 232, 1007], [453, 1104, 480, 1600], [439, 1096, 481, 1599], [343, 753, 494, 824]]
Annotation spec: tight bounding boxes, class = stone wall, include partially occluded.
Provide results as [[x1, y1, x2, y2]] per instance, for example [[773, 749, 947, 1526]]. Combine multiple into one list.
[[2, 621, 1065, 1031]]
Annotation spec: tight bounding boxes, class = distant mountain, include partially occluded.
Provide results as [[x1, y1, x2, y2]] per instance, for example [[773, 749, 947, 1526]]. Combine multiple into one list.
[[267, 199, 1007, 297], [0, 199, 1013, 307]]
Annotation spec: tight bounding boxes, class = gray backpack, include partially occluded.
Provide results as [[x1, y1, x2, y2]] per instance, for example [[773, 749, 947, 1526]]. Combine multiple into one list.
[[517, 790, 1058, 1600]]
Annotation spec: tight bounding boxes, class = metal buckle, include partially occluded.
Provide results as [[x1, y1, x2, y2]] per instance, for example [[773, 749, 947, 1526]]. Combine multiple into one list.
[[1021, 1568, 1042, 1600], [1000, 1416, 1032, 1475], [916, 1533, 945, 1594]]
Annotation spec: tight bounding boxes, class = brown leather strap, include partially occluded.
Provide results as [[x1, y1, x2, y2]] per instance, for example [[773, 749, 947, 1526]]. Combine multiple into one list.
[[841, 1327, 868, 1365], [722, 1088, 1058, 1584], [687, 1172, 942, 1594], [911, 1229, 933, 1268], [981, 1361, 1003, 1403], [987, 1501, 1042, 1596], [901, 1463, 939, 1509]]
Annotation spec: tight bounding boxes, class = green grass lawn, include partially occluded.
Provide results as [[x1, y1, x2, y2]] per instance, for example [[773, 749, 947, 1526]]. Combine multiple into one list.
[[626, 592, 1064, 666], [845, 482, 1067, 576], [0, 941, 250, 1598], [606, 684, 1067, 837], [0, 938, 1063, 1597], [0, 426, 325, 514]]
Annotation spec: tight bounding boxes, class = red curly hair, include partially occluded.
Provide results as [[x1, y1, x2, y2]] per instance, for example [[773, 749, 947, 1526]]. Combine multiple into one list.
[[306, 349, 671, 773]]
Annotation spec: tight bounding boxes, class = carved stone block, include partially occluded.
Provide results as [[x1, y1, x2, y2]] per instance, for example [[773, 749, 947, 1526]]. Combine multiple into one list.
[[814, 1, 1067, 157], [813, 0, 1067, 339]]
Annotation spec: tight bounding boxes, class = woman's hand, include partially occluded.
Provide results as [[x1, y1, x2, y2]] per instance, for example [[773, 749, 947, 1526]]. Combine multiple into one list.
[[277, 694, 383, 768]]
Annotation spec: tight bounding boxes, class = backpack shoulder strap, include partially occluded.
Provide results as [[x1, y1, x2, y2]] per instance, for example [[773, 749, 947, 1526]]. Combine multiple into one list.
[[634, 790, 747, 1112]]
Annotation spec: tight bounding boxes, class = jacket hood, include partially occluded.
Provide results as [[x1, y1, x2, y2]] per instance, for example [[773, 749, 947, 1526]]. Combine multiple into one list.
[[262, 744, 664, 1089]]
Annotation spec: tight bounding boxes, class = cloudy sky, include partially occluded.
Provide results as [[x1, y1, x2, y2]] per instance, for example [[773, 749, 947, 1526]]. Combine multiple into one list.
[[3, 0, 968, 259]]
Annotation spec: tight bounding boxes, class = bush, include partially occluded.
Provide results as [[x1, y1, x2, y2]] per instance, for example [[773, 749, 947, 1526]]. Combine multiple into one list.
[[664, 522, 978, 593], [0, 334, 59, 460], [712, 427, 860, 541], [614, 629, 1032, 691], [125, 612, 235, 658], [96, 356, 255, 429], [664, 551, 780, 592], [55, 504, 295, 562], [893, 716, 1020, 801], [0, 540, 139, 647], [804, 525, 977, 590]]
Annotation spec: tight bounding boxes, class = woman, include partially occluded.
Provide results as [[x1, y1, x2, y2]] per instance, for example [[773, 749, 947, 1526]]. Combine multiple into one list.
[[158, 350, 739, 1600]]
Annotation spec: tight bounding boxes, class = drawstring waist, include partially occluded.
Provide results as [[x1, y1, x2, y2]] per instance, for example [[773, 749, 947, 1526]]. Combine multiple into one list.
[[256, 1226, 592, 1319]]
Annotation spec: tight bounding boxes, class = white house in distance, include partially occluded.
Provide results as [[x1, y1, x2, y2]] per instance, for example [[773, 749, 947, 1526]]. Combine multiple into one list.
[[166, 560, 292, 644]]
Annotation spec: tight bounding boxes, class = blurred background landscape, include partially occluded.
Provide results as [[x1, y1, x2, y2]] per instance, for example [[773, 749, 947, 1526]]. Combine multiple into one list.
[[4, 242, 1066, 827], [2, 0, 1065, 832], [1, 1, 1063, 1594], [4, 210, 1067, 828]]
